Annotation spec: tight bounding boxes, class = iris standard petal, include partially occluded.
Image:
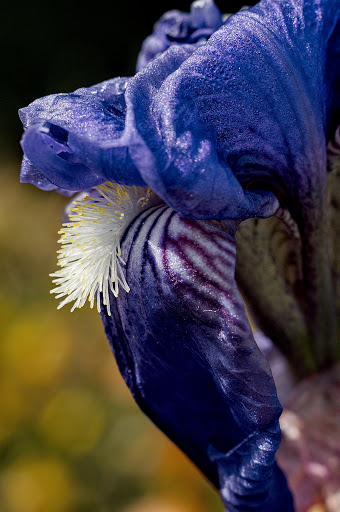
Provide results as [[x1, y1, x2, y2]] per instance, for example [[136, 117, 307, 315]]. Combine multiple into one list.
[[130, 0, 339, 220], [100, 207, 294, 511], [19, 0, 339, 223], [136, 0, 222, 71]]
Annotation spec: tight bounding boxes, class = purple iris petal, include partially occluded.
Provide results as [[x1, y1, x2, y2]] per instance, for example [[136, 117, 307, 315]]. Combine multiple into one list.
[[17, 2, 339, 508], [136, 0, 222, 71], [20, 77, 146, 191], [19, 1, 339, 222], [131, 0, 339, 220], [20, 155, 75, 196], [101, 206, 294, 511], [126, 0, 338, 365]]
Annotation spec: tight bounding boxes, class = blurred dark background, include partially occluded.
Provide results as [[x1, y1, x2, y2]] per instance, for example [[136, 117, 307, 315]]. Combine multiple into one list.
[[1, 0, 256, 162]]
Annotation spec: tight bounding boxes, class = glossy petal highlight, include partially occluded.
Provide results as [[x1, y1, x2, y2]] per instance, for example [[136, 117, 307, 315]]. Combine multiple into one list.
[[135, 0, 339, 220], [100, 207, 294, 511], [19, 1, 339, 222]]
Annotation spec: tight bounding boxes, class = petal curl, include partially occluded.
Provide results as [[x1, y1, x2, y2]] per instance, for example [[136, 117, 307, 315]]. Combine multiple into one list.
[[130, 0, 339, 220], [19, 1, 339, 224], [19, 49, 194, 192], [20, 155, 75, 196], [100, 207, 294, 511], [136, 0, 222, 71], [19, 77, 145, 191]]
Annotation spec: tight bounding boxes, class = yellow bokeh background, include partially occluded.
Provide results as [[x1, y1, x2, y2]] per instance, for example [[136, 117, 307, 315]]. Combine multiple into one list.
[[0, 166, 222, 512]]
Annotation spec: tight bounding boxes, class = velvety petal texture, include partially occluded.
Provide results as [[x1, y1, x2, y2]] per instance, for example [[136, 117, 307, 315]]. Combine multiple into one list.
[[136, 0, 222, 71], [133, 0, 339, 221], [126, 0, 338, 365], [19, 0, 340, 223], [100, 205, 294, 512]]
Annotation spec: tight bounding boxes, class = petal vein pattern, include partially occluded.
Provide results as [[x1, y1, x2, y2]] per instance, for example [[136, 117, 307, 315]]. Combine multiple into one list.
[[100, 207, 294, 511]]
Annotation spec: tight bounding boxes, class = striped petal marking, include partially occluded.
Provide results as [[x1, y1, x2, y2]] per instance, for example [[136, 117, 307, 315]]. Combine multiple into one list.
[[100, 202, 294, 511]]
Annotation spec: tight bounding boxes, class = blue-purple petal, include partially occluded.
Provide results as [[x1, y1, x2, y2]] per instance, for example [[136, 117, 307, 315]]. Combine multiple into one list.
[[128, 0, 338, 360], [100, 207, 294, 511], [20, 78, 146, 191], [136, 0, 222, 71], [20, 155, 75, 196], [133, 0, 339, 220], [19, 0, 339, 222]]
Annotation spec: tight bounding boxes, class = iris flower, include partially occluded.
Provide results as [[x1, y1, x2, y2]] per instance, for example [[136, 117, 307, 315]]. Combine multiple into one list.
[[19, 0, 339, 511]]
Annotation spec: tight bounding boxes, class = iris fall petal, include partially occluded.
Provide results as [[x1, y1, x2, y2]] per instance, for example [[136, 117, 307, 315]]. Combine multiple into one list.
[[100, 206, 294, 511]]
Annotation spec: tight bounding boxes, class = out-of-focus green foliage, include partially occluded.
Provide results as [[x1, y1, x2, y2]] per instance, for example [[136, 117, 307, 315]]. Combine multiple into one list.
[[0, 166, 223, 512]]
